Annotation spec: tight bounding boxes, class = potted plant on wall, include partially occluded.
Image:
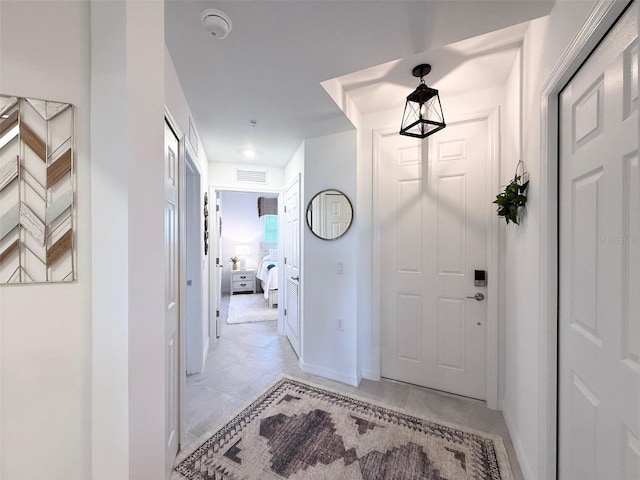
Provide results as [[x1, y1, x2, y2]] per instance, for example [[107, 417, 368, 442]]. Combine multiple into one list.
[[230, 256, 239, 270], [494, 161, 529, 225]]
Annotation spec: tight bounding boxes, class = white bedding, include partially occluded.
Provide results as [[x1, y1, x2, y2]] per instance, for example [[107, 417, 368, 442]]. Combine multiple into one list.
[[257, 256, 278, 300]]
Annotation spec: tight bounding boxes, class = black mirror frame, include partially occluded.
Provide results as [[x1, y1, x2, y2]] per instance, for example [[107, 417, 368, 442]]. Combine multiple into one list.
[[305, 189, 354, 240]]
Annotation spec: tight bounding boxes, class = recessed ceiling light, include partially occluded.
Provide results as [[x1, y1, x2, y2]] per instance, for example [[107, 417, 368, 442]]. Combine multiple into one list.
[[241, 148, 256, 159]]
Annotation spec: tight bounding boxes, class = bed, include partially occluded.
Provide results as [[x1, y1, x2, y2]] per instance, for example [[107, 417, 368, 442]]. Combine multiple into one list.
[[256, 253, 278, 308]]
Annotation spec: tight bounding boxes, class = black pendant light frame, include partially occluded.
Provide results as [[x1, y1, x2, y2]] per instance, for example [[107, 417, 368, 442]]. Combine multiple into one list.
[[399, 64, 446, 139]]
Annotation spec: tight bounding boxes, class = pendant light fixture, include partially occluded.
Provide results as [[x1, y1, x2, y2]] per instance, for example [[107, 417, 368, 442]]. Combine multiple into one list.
[[399, 64, 446, 138]]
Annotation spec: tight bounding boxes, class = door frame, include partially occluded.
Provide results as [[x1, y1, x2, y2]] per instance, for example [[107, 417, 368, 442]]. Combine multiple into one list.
[[537, 1, 630, 478], [163, 107, 185, 456], [283, 173, 302, 356], [184, 141, 205, 375], [206, 185, 284, 335], [208, 186, 221, 339], [372, 107, 501, 409]]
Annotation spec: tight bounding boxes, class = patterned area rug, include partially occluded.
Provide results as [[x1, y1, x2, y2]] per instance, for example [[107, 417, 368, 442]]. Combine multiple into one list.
[[175, 377, 514, 480], [227, 293, 278, 324]]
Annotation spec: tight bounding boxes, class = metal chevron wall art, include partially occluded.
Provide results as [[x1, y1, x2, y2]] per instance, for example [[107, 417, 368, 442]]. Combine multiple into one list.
[[0, 94, 75, 284]]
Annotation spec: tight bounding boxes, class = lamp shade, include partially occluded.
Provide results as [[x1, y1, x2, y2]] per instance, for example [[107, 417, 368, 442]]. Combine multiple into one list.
[[399, 64, 446, 139], [235, 244, 250, 270]]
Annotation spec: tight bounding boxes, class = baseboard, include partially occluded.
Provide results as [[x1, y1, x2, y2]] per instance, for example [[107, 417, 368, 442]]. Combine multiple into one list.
[[500, 400, 536, 480], [361, 368, 374, 380], [300, 361, 359, 387]]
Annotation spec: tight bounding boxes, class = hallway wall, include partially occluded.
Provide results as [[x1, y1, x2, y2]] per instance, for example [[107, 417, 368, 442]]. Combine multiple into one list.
[[500, 2, 599, 479], [301, 130, 358, 385], [0, 2, 92, 478]]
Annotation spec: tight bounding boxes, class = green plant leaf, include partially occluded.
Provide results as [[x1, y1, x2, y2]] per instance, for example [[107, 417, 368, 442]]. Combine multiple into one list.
[[495, 170, 529, 225]]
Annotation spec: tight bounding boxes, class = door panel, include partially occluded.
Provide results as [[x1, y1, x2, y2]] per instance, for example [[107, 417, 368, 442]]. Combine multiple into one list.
[[284, 176, 301, 356], [380, 116, 488, 400], [558, 4, 638, 478], [164, 121, 180, 474], [322, 192, 351, 237], [623, 153, 639, 370], [286, 278, 299, 346], [436, 297, 465, 370], [396, 293, 422, 362], [436, 174, 466, 275]]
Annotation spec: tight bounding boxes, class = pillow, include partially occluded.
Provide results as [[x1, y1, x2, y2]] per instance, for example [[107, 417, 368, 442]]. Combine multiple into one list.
[[269, 249, 278, 262]]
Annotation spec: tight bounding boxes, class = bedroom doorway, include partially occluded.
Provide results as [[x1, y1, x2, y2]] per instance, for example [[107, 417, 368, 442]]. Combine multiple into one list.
[[208, 189, 282, 337]]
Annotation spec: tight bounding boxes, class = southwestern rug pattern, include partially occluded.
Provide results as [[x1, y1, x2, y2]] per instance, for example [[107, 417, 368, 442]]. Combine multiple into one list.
[[175, 377, 514, 480]]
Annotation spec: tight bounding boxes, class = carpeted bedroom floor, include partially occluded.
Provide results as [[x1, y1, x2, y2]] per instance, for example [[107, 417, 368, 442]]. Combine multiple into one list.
[[180, 293, 524, 480]]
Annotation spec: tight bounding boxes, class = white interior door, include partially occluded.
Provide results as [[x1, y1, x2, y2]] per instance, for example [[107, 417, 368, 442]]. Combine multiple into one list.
[[284, 175, 301, 357], [379, 117, 489, 400], [164, 121, 180, 474], [185, 160, 202, 375], [213, 191, 222, 338], [558, 4, 639, 479]]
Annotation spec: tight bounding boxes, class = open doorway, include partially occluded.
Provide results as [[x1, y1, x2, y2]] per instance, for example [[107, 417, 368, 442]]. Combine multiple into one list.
[[181, 188, 298, 446], [216, 190, 280, 331]]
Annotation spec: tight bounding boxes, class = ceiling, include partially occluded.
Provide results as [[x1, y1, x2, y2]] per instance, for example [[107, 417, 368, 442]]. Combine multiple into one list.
[[336, 21, 530, 115], [165, 1, 554, 168]]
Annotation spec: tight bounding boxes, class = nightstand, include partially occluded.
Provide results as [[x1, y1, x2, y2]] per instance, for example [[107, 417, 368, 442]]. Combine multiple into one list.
[[230, 269, 256, 294]]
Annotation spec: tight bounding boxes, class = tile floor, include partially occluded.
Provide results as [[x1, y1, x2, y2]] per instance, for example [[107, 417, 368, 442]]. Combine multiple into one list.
[[181, 293, 524, 480]]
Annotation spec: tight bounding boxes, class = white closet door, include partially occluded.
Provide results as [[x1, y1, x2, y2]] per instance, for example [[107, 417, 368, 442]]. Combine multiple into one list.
[[164, 120, 180, 474], [558, 3, 639, 479]]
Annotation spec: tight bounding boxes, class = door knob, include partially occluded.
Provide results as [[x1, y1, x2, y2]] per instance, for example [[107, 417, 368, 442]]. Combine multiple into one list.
[[466, 293, 484, 301], [291, 276, 300, 281]]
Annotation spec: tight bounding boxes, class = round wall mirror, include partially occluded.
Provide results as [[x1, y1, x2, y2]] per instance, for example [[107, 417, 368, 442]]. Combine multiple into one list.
[[306, 189, 353, 240]]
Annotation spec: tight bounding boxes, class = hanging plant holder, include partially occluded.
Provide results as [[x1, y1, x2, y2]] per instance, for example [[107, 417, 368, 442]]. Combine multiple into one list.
[[494, 161, 529, 225]]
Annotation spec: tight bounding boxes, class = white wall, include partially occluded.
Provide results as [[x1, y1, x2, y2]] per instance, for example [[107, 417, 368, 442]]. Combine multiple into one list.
[[284, 142, 305, 186], [165, 46, 211, 373], [301, 130, 358, 385], [90, 3, 129, 478], [500, 3, 598, 480], [499, 50, 522, 405], [120, 2, 167, 479], [219, 191, 277, 293], [0, 2, 92, 478]]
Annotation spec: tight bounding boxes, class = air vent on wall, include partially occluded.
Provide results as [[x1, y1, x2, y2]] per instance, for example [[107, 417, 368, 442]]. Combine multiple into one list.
[[235, 169, 268, 184]]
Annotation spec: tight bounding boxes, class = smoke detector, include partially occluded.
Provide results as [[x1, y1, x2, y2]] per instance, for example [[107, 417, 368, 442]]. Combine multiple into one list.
[[201, 9, 232, 39]]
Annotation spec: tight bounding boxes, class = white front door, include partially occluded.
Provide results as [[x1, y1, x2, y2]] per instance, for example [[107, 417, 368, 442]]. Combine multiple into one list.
[[558, 3, 639, 479], [284, 175, 301, 357], [164, 121, 180, 474], [379, 117, 489, 400]]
